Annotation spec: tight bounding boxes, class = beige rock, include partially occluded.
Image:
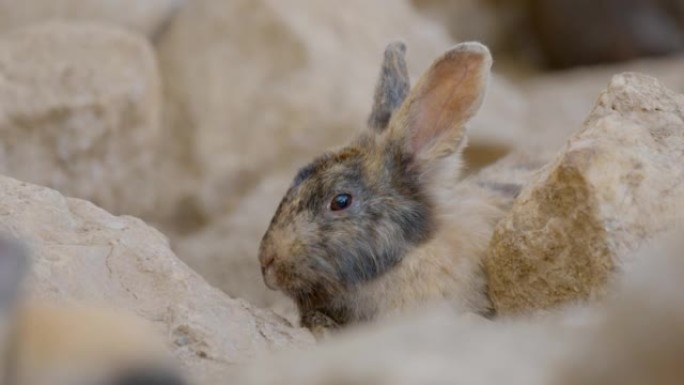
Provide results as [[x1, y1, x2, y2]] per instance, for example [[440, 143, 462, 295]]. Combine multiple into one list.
[[411, 0, 509, 51], [156, 0, 526, 225], [0, 0, 184, 38], [174, 173, 297, 318], [0, 175, 313, 385], [486, 72, 684, 314], [230, 305, 566, 385], [0, 23, 165, 219], [554, 229, 684, 385], [523, 56, 684, 153]]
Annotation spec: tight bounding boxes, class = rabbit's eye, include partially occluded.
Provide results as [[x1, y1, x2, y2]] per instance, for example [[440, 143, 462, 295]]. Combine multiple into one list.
[[330, 193, 352, 211]]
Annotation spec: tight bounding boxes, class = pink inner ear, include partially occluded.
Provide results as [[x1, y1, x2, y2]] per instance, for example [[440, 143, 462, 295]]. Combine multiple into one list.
[[409, 52, 485, 156]]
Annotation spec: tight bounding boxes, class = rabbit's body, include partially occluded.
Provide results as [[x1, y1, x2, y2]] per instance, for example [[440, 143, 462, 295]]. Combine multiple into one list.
[[260, 41, 533, 335], [328, 177, 514, 324]]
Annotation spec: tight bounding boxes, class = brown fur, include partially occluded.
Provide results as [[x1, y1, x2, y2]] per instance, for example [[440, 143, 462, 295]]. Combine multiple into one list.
[[259, 42, 515, 335]]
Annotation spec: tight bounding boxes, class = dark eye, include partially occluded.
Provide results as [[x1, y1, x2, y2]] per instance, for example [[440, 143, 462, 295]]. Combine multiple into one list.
[[330, 193, 352, 211]]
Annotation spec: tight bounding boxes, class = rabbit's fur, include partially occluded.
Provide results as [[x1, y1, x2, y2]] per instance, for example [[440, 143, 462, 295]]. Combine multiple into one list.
[[259, 41, 530, 335]]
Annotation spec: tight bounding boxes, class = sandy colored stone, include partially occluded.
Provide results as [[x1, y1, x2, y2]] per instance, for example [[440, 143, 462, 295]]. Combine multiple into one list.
[[156, 0, 527, 226], [0, 23, 169, 219], [0, 175, 313, 385], [174, 173, 297, 318], [522, 56, 684, 153], [411, 0, 514, 53], [0, 0, 184, 38], [485, 72, 684, 314]]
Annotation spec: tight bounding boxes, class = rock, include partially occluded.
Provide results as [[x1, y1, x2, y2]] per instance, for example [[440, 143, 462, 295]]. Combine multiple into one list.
[[174, 173, 297, 319], [523, 56, 684, 153], [528, 0, 684, 69], [410, 0, 525, 55], [0, 23, 168, 219], [0, 0, 185, 38], [485, 72, 684, 314], [230, 305, 566, 385], [156, 0, 527, 226], [554, 228, 684, 385], [0, 175, 314, 385], [411, 0, 502, 48]]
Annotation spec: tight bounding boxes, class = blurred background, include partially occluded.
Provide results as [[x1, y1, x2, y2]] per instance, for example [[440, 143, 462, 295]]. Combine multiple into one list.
[[3, 1, 684, 384], [1, 0, 684, 319]]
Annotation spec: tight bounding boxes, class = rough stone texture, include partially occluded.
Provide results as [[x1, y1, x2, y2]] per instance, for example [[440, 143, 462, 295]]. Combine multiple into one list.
[[0, 175, 314, 385], [174, 173, 297, 318], [0, 23, 166, 219], [0, 0, 185, 38], [486, 72, 684, 314], [156, 0, 527, 226]]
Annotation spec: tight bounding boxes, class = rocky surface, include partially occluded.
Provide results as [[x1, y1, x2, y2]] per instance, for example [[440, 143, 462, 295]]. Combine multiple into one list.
[[174, 174, 296, 317], [0, 175, 313, 385], [0, 23, 166, 219], [486, 72, 684, 314], [0, 0, 184, 38]]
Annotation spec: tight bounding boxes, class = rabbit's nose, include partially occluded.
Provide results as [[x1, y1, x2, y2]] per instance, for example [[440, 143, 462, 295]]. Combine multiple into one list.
[[259, 253, 279, 290], [259, 253, 275, 273], [261, 254, 275, 274]]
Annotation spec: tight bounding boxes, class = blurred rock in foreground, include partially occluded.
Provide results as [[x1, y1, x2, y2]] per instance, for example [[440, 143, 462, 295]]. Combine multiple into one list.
[[230, 228, 684, 385]]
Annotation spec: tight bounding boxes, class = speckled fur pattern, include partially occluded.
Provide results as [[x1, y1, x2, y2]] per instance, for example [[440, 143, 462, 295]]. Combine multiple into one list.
[[259, 41, 519, 333]]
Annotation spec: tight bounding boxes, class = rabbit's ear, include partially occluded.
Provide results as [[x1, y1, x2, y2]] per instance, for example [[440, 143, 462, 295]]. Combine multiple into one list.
[[390, 42, 491, 164], [367, 41, 410, 132], [0, 237, 28, 311]]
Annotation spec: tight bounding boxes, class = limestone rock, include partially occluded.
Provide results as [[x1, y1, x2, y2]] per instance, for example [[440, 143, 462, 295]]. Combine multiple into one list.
[[523, 56, 684, 153], [0, 23, 165, 219], [0, 175, 313, 385], [156, 0, 526, 225], [174, 173, 297, 319], [486, 72, 684, 314], [0, 0, 185, 38]]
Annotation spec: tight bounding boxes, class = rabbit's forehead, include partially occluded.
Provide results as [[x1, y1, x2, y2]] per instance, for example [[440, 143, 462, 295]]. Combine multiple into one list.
[[291, 148, 368, 193]]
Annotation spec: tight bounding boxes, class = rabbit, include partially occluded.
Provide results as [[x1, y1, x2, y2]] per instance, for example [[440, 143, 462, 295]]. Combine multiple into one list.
[[258, 41, 532, 337]]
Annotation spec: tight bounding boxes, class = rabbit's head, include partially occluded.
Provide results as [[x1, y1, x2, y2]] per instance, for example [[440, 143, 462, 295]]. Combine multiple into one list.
[[259, 42, 492, 310]]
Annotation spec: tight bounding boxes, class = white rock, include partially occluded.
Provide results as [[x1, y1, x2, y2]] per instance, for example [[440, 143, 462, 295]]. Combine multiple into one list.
[[0, 175, 313, 385], [0, 22, 167, 219], [0, 0, 185, 38]]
